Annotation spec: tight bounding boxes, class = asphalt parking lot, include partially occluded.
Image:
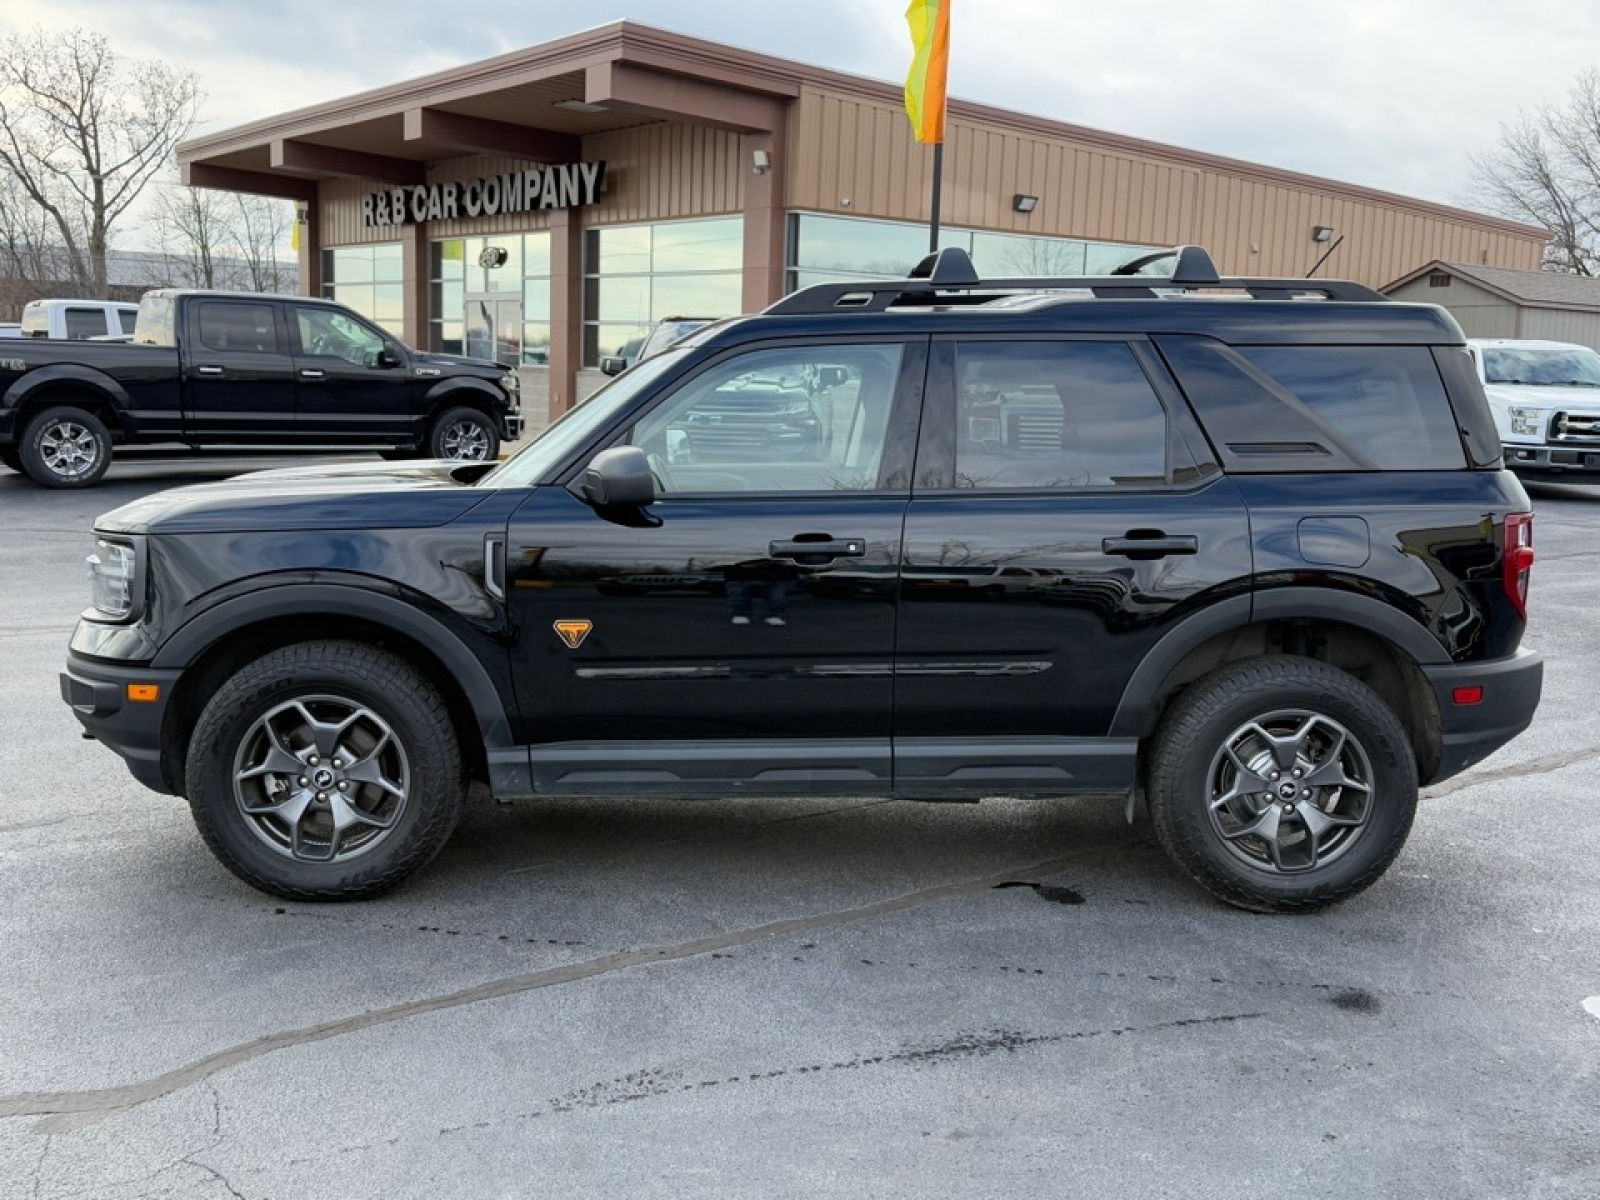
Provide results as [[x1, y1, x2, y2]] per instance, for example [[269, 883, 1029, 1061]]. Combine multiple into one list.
[[1, 457, 1597, 1199]]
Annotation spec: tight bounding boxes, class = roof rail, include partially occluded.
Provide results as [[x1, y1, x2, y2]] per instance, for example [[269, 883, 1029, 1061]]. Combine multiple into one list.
[[762, 245, 1387, 315]]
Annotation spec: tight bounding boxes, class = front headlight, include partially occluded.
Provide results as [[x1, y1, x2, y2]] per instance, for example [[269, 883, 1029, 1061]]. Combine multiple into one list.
[[87, 537, 139, 621], [500, 372, 520, 393], [1508, 406, 1546, 437]]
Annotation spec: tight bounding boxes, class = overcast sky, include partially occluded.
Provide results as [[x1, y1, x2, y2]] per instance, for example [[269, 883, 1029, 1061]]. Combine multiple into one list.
[[3, 0, 1596, 222]]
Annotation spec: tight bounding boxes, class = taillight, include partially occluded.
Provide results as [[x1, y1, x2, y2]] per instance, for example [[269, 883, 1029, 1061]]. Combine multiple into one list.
[[1503, 512, 1534, 620]]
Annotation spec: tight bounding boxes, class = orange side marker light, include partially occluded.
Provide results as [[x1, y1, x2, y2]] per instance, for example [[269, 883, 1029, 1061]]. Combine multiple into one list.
[[127, 683, 161, 703]]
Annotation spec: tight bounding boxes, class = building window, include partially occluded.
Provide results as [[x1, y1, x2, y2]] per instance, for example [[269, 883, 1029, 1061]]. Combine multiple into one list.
[[786, 212, 1162, 292], [429, 233, 551, 365], [583, 217, 744, 367], [322, 244, 404, 337], [1429, 272, 1452, 288]]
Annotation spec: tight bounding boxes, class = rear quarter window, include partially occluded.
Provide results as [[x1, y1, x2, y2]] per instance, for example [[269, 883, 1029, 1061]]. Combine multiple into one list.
[[1158, 339, 1466, 471]]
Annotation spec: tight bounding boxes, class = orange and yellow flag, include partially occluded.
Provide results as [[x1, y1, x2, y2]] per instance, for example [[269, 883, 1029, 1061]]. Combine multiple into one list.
[[904, 0, 950, 144]]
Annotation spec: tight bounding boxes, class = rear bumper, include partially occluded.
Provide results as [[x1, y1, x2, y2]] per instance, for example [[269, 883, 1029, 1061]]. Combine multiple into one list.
[[60, 654, 183, 795], [1422, 649, 1543, 784]]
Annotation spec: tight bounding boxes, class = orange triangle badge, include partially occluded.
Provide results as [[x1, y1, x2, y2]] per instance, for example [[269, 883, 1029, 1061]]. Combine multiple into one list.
[[553, 619, 593, 649]]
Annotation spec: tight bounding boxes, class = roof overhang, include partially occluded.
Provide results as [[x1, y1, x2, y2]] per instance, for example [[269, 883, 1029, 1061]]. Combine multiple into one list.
[[178, 21, 798, 198]]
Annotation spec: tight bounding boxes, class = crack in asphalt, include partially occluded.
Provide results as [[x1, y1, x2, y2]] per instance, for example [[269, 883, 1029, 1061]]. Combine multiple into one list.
[[1421, 741, 1600, 797], [0, 848, 1119, 1124]]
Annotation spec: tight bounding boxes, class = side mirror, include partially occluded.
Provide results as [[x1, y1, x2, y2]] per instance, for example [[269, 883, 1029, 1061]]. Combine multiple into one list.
[[599, 355, 628, 377], [581, 446, 656, 508], [818, 365, 849, 389], [378, 346, 403, 368]]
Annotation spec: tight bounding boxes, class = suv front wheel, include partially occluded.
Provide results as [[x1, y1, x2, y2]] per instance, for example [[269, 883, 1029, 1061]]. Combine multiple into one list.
[[1147, 657, 1418, 913], [185, 641, 466, 900]]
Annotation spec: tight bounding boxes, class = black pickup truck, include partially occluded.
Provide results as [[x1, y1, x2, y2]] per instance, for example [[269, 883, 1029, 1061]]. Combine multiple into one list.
[[0, 289, 524, 487]]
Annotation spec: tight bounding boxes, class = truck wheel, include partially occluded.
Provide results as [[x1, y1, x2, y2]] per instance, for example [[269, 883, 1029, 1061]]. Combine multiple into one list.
[[428, 407, 499, 461], [1146, 656, 1417, 914], [185, 641, 466, 901], [19, 406, 112, 488]]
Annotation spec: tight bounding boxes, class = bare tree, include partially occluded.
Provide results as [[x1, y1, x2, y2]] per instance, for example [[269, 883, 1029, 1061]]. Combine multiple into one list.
[[0, 27, 201, 297], [233, 194, 295, 292], [0, 169, 57, 315], [146, 173, 229, 288], [1468, 70, 1600, 275], [145, 168, 296, 292]]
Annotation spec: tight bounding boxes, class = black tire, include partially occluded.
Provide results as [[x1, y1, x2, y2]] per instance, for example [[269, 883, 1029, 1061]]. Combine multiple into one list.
[[428, 406, 499, 461], [19, 405, 112, 488], [185, 640, 466, 901], [0, 445, 20, 473], [1146, 656, 1418, 914]]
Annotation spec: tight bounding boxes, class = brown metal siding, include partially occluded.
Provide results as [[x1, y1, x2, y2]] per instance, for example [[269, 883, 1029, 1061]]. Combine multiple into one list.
[[789, 87, 1545, 288]]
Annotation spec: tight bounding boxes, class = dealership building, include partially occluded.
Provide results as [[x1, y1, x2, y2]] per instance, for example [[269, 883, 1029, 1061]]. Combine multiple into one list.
[[176, 21, 1549, 429]]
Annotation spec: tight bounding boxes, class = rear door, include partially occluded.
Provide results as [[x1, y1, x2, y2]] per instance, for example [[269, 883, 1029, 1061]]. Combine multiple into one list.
[[182, 298, 299, 443], [502, 337, 926, 795], [893, 336, 1253, 795], [288, 303, 416, 445]]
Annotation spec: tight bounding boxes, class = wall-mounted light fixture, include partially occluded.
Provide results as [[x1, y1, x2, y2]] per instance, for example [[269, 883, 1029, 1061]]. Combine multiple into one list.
[[1312, 225, 1335, 243], [1013, 193, 1039, 214], [751, 149, 772, 175]]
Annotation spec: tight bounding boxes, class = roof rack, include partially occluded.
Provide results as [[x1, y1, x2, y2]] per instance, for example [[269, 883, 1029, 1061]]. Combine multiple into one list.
[[762, 245, 1387, 315]]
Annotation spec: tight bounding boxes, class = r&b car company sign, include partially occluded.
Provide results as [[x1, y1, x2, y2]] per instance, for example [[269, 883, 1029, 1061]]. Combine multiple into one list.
[[363, 161, 606, 227]]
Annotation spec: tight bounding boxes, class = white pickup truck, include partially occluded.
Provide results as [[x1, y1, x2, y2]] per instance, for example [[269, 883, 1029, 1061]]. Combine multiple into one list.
[[1467, 338, 1600, 480], [18, 298, 139, 340]]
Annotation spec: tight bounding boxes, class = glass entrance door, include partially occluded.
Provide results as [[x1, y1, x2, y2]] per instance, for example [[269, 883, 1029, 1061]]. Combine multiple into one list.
[[464, 294, 523, 367]]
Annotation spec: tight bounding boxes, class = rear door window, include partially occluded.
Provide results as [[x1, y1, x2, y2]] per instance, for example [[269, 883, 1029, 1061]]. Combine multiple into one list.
[[195, 301, 283, 354], [918, 340, 1204, 492]]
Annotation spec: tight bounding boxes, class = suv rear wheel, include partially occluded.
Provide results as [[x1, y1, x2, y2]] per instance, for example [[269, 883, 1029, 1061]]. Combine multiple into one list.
[[185, 641, 465, 900], [1147, 657, 1418, 913]]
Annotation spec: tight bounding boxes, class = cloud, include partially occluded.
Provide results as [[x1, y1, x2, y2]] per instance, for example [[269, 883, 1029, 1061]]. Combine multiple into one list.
[[5, 0, 1600, 213]]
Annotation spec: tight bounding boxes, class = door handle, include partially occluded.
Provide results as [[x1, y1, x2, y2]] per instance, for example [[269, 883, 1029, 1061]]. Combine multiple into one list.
[[299, 369, 325, 380], [1102, 532, 1199, 559], [769, 536, 866, 561], [195, 365, 224, 376]]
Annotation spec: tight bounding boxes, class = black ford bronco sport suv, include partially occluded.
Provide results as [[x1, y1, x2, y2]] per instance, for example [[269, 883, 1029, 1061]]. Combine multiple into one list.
[[60, 247, 1543, 912]]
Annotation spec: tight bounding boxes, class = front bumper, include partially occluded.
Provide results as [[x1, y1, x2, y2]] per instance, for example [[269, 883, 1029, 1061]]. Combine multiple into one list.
[[1503, 445, 1600, 475], [60, 654, 184, 795], [1422, 648, 1543, 784], [501, 408, 525, 442]]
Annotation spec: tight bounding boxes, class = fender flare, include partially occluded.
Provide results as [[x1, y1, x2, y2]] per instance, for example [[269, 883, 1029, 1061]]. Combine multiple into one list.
[[3, 364, 131, 424], [152, 582, 517, 753], [424, 377, 505, 412], [1108, 587, 1448, 738]]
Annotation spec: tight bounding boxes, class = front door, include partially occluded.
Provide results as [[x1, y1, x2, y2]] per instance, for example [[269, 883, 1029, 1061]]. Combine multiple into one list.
[[893, 337, 1254, 794], [503, 338, 927, 795], [288, 303, 414, 445]]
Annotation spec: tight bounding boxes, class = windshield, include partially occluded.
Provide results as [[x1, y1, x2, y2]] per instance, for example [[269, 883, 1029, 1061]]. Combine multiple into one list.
[[482, 348, 693, 488], [1482, 344, 1600, 387]]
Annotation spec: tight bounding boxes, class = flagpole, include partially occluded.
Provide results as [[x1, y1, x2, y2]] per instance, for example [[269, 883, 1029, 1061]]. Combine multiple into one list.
[[929, 142, 943, 253]]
